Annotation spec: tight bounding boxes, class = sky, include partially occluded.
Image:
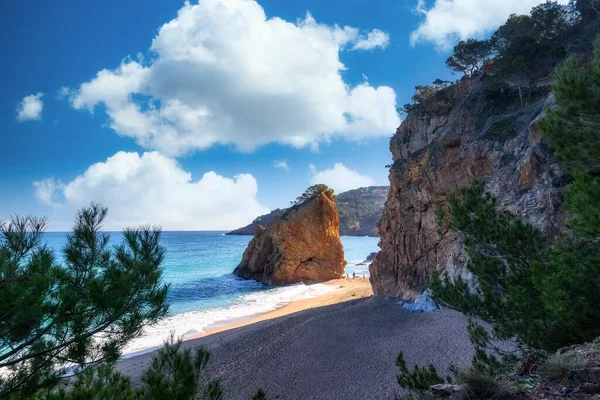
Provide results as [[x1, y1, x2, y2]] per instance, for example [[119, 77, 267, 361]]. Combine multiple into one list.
[[0, 0, 560, 231]]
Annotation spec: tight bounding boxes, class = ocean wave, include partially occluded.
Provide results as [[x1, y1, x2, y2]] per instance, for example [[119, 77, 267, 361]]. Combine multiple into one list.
[[123, 282, 338, 356]]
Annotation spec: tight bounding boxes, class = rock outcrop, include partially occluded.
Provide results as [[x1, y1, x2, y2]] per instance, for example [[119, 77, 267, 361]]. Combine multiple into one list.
[[226, 186, 388, 237], [370, 80, 566, 299], [233, 191, 346, 285]]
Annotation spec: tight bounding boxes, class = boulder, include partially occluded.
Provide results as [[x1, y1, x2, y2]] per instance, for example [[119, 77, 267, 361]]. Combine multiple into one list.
[[233, 191, 346, 285]]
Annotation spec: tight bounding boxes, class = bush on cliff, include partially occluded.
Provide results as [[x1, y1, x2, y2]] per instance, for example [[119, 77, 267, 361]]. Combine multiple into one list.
[[445, 39, 493, 77], [290, 184, 334, 206]]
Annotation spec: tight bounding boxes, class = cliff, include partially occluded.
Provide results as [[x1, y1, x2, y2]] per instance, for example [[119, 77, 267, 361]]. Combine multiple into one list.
[[370, 79, 566, 299], [226, 209, 283, 236], [233, 191, 346, 285], [336, 186, 388, 236], [226, 186, 388, 237]]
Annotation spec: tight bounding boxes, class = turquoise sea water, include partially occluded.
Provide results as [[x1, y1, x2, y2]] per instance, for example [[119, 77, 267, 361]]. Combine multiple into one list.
[[44, 232, 378, 354]]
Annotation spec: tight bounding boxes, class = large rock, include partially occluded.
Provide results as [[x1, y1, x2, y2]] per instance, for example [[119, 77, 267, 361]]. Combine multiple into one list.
[[233, 191, 346, 285], [370, 80, 566, 299]]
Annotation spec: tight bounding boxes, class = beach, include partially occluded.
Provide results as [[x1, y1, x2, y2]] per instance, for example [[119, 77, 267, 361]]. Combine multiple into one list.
[[117, 278, 474, 399]]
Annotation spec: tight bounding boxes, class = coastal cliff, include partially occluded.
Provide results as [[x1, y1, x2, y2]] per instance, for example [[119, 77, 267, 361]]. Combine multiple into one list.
[[233, 190, 346, 285], [226, 186, 388, 237], [370, 80, 566, 299]]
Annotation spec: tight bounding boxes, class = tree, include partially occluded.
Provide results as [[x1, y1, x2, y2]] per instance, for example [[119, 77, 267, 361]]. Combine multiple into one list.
[[0, 204, 169, 398], [291, 184, 333, 206], [530, 1, 572, 47], [445, 39, 492, 76], [576, 0, 600, 21], [40, 336, 223, 400], [535, 34, 600, 346], [491, 2, 572, 108], [491, 14, 535, 53], [431, 181, 552, 354]]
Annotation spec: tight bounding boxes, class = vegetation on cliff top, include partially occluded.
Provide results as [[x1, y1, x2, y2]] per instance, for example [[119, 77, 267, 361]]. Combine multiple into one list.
[[400, 0, 596, 117]]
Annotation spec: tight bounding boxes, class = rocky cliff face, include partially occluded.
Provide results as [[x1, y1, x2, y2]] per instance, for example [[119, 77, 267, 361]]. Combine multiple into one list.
[[370, 80, 566, 299], [233, 191, 346, 285]]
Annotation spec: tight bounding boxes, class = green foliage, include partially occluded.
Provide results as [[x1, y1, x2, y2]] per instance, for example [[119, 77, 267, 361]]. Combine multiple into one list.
[[399, 80, 452, 114], [482, 119, 519, 142], [0, 204, 169, 398], [534, 35, 600, 346], [538, 37, 600, 171], [38, 337, 222, 400], [39, 365, 136, 400], [336, 186, 387, 235], [290, 184, 333, 206], [431, 181, 551, 351], [137, 335, 222, 400], [396, 352, 444, 392], [576, 0, 600, 21], [446, 39, 492, 76], [492, 2, 573, 85], [433, 45, 600, 350], [251, 388, 267, 400]]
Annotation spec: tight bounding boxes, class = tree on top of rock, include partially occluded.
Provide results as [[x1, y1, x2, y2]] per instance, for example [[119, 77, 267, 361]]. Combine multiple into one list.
[[291, 184, 334, 206], [445, 39, 493, 76]]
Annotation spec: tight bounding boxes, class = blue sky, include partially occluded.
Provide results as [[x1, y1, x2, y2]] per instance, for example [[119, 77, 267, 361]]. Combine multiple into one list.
[[1, 0, 554, 230]]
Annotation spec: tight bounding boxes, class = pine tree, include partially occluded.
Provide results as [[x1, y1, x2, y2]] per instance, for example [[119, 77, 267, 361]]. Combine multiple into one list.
[[0, 204, 169, 398], [536, 34, 600, 345]]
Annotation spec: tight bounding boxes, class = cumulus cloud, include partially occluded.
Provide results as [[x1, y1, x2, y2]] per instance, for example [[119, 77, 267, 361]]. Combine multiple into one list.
[[273, 160, 290, 171], [352, 29, 390, 50], [38, 151, 269, 230], [309, 163, 375, 193], [16, 93, 44, 121], [68, 0, 399, 156], [33, 177, 64, 206], [411, 0, 570, 50]]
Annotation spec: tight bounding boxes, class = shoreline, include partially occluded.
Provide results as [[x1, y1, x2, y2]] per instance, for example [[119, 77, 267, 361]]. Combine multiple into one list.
[[121, 277, 373, 359], [117, 281, 473, 399], [194, 277, 373, 339]]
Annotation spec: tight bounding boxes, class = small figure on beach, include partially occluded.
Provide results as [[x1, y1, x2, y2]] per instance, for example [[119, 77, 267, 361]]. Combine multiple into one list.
[[346, 273, 349, 279], [352, 272, 356, 279]]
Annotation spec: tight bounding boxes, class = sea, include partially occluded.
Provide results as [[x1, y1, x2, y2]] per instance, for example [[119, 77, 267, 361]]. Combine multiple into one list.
[[43, 231, 378, 356]]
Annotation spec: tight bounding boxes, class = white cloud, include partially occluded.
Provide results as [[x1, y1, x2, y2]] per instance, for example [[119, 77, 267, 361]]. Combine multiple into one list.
[[38, 151, 269, 230], [68, 0, 399, 156], [411, 0, 570, 50], [273, 160, 290, 171], [16, 93, 44, 121], [33, 177, 64, 206], [309, 163, 375, 193], [352, 29, 390, 50]]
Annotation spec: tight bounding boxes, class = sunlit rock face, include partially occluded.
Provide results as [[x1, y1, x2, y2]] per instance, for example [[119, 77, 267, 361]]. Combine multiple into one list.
[[234, 191, 346, 285]]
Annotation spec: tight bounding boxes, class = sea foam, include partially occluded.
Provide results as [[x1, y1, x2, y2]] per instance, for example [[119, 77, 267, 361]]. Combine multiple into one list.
[[122, 282, 338, 356]]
